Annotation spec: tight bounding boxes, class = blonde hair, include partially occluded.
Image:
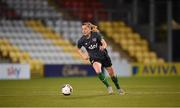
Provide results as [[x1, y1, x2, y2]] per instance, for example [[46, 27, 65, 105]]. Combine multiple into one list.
[[82, 22, 99, 32]]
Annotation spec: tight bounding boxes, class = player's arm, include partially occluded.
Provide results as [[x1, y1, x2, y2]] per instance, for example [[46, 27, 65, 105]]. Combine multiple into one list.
[[77, 49, 89, 60], [77, 39, 89, 60], [100, 39, 107, 51], [96, 32, 107, 51]]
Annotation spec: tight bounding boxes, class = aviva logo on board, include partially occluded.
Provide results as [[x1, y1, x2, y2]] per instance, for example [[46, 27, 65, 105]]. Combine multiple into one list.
[[132, 63, 180, 76]]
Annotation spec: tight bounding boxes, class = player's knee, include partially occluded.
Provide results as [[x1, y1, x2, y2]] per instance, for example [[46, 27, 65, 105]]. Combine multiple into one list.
[[108, 72, 114, 76], [93, 62, 102, 72]]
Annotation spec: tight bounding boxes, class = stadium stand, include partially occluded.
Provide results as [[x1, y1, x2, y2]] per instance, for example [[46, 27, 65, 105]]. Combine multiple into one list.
[[0, 19, 83, 64], [0, 37, 43, 76], [0, 0, 126, 75], [0, 0, 166, 78], [99, 21, 165, 64]]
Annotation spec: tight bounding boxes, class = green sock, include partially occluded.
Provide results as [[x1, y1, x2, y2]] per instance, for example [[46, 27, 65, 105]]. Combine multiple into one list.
[[111, 76, 120, 89], [98, 72, 109, 88]]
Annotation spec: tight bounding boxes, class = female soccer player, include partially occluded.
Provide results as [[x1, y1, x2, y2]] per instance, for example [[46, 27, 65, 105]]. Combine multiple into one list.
[[77, 22, 126, 95]]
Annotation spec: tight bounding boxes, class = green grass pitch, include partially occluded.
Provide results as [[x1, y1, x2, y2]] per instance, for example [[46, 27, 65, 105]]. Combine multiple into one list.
[[0, 76, 180, 107]]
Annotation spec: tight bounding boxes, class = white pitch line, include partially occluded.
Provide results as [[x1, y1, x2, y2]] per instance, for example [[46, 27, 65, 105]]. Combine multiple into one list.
[[0, 94, 58, 97], [124, 85, 180, 88], [127, 91, 180, 95], [0, 91, 180, 97]]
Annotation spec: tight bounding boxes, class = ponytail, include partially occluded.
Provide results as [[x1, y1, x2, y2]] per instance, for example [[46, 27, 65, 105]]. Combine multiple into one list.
[[91, 24, 99, 32], [82, 22, 99, 32]]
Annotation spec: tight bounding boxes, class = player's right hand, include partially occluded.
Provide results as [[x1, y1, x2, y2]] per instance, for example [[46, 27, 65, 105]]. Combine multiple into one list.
[[99, 46, 105, 51]]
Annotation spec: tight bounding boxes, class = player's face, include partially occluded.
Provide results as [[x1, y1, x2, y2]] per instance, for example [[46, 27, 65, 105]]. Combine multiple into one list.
[[82, 25, 91, 36]]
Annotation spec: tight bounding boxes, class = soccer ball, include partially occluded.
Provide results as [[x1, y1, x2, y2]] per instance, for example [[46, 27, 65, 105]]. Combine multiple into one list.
[[61, 84, 73, 96]]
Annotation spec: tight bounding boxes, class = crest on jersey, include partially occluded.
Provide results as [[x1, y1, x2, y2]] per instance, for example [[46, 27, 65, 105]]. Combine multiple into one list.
[[92, 38, 97, 42], [88, 43, 98, 49]]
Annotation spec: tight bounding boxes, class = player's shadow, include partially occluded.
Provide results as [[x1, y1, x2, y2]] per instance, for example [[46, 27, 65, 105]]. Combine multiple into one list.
[[61, 94, 109, 99]]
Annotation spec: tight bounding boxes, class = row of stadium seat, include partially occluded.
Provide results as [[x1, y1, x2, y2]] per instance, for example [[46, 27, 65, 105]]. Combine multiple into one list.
[[99, 21, 165, 64]]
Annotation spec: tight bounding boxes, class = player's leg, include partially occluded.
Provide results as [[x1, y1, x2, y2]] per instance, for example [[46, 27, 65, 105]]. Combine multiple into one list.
[[106, 67, 120, 89], [92, 62, 113, 94], [92, 62, 109, 88], [102, 55, 120, 90], [106, 66, 126, 95]]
